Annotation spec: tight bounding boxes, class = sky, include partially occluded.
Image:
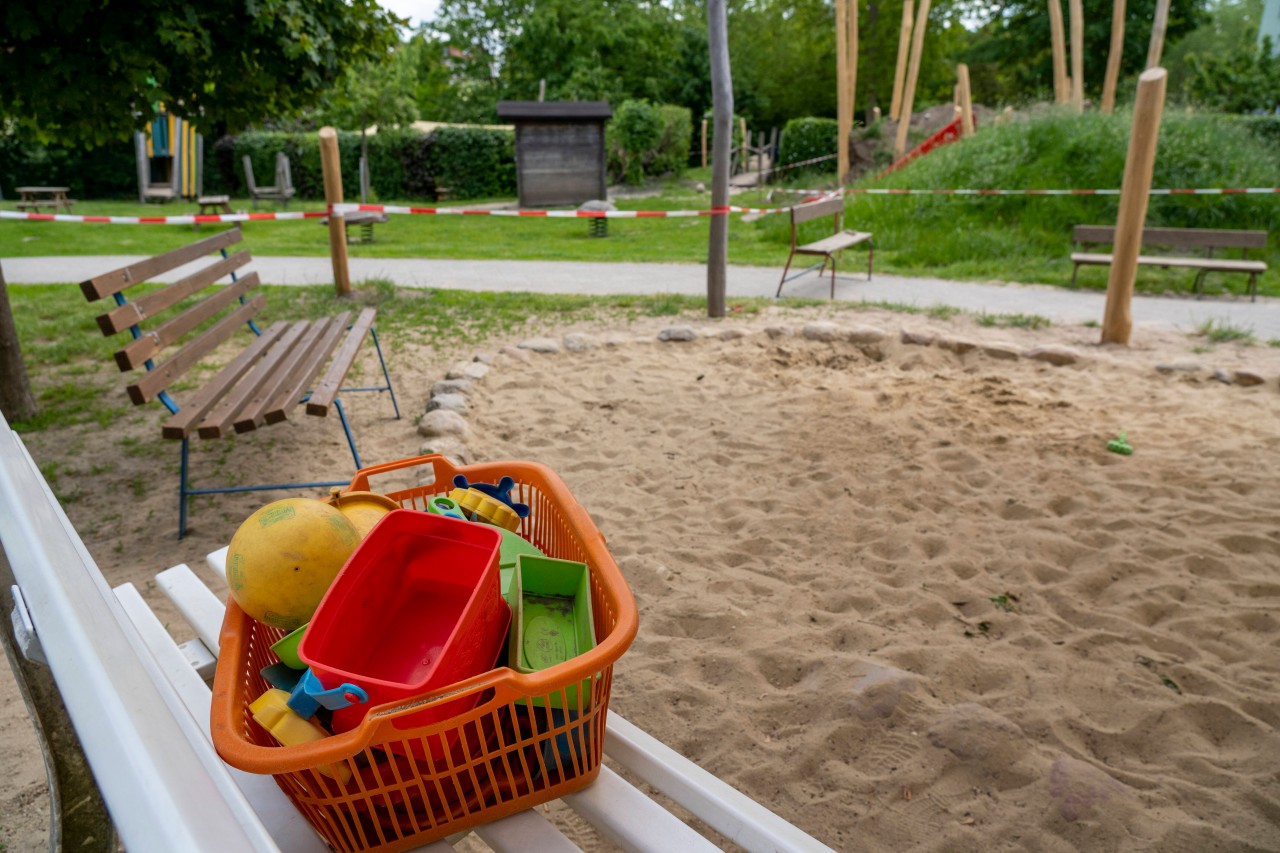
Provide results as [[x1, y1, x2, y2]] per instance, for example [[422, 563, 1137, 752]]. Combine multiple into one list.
[[379, 0, 443, 30]]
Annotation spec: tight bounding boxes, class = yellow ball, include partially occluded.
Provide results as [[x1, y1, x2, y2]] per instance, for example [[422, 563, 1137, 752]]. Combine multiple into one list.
[[226, 498, 361, 631]]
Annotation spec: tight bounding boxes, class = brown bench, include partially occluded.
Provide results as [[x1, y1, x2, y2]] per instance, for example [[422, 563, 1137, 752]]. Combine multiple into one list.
[[776, 196, 873, 299], [80, 228, 399, 536], [1070, 225, 1268, 301]]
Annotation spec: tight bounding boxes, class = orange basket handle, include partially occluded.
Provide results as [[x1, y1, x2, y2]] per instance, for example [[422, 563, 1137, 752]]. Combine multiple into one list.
[[362, 667, 520, 726], [346, 454, 462, 493]]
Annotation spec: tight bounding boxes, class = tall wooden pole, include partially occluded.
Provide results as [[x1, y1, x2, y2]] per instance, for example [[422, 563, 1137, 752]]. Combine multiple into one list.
[[707, 0, 732, 318], [837, 0, 851, 184], [1101, 68, 1167, 346], [1049, 0, 1069, 103], [318, 127, 352, 297], [1101, 0, 1126, 113], [890, 0, 914, 121], [849, 0, 859, 157], [894, 0, 930, 159], [957, 63, 974, 137], [701, 119, 708, 168], [1147, 0, 1170, 67], [1069, 0, 1085, 113]]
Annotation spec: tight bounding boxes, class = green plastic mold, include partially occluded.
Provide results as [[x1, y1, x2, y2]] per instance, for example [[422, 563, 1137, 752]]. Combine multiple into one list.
[[509, 554, 596, 708]]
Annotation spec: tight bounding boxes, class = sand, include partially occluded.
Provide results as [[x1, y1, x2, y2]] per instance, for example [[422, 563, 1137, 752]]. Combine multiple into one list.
[[4, 303, 1280, 852]]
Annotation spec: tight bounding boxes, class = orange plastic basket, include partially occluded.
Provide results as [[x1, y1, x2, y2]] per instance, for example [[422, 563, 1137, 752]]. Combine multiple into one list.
[[211, 455, 639, 852]]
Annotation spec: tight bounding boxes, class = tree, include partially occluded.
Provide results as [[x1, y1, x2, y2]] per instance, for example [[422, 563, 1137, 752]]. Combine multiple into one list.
[[0, 0, 402, 423]]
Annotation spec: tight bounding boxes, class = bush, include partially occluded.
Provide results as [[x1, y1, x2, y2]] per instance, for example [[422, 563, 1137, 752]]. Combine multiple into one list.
[[425, 127, 516, 199], [778, 117, 840, 171], [607, 101, 692, 185], [0, 130, 138, 199], [1185, 38, 1280, 114]]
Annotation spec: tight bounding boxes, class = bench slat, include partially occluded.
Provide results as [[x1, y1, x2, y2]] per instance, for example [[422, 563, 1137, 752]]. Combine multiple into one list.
[[797, 231, 872, 255], [1073, 225, 1268, 250], [197, 321, 309, 438], [233, 317, 342, 433], [162, 321, 291, 440], [115, 272, 261, 372], [307, 308, 377, 416], [472, 810, 583, 852], [791, 197, 844, 225], [127, 295, 266, 406], [1071, 252, 1267, 272], [81, 229, 243, 301], [96, 251, 253, 337], [563, 765, 720, 853], [265, 313, 353, 424]]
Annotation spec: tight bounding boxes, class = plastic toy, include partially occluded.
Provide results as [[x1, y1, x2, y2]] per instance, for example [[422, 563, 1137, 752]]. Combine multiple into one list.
[[286, 669, 369, 720], [249, 688, 351, 782], [449, 486, 523, 532], [452, 475, 530, 519], [1107, 433, 1134, 455], [299, 510, 511, 756], [509, 555, 596, 709], [326, 488, 399, 539], [426, 495, 467, 520], [270, 623, 308, 670], [497, 528, 545, 608], [261, 662, 305, 693]]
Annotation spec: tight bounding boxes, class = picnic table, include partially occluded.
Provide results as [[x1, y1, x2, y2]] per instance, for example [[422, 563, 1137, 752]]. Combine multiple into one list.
[[16, 186, 74, 214]]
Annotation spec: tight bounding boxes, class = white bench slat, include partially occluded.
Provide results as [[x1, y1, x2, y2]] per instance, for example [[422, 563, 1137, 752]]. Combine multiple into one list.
[[603, 715, 838, 853], [114, 580, 331, 853], [562, 765, 721, 853], [1071, 252, 1267, 272], [159, 562, 226, 651], [0, 422, 279, 852], [799, 230, 872, 255], [473, 808, 583, 852]]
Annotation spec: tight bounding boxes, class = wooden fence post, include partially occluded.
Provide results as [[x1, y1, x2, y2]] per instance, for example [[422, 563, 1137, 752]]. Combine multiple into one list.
[[1049, 0, 1069, 103], [318, 127, 352, 298], [1101, 68, 1167, 346], [890, 0, 914, 121], [1069, 0, 1085, 113], [1147, 0, 1170, 67], [894, 0, 931, 159], [701, 119, 708, 169], [848, 0, 859, 171], [1102, 0, 1126, 114], [957, 63, 974, 137], [837, 0, 851, 184]]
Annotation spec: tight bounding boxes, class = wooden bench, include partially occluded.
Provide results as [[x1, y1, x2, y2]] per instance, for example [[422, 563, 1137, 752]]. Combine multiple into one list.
[[776, 196, 873, 299], [197, 195, 233, 215], [1070, 225, 1268, 301], [79, 227, 400, 537], [0, 419, 838, 853]]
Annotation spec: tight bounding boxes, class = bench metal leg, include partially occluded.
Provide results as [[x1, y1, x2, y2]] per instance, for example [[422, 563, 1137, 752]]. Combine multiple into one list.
[[369, 326, 401, 420], [829, 253, 837, 299], [1070, 263, 1079, 289], [1193, 269, 1208, 299], [1249, 272, 1258, 303], [776, 251, 796, 298], [867, 239, 874, 282]]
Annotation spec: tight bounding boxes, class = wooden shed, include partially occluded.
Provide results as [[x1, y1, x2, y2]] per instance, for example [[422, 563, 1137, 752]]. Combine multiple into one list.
[[496, 101, 612, 208]]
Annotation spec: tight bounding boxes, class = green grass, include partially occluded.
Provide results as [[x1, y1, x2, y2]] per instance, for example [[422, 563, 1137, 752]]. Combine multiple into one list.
[[1194, 318, 1256, 344], [976, 312, 1052, 330]]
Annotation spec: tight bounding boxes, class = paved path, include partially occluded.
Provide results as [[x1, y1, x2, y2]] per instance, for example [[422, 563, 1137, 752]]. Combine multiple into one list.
[[8, 255, 1279, 339]]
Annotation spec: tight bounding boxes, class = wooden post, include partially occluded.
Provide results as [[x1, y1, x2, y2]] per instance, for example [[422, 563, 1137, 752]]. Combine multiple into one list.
[[1147, 0, 1170, 67], [957, 63, 974, 137], [836, 0, 851, 184], [739, 116, 748, 173], [1101, 68, 1167, 346], [873, 105, 882, 122], [318, 127, 352, 298], [701, 119, 708, 168], [890, 0, 914, 121], [848, 0, 859, 180], [1102, 0, 1126, 113], [1069, 0, 1084, 113], [707, 0, 732, 318], [894, 0, 930, 159], [1049, 0, 1069, 103]]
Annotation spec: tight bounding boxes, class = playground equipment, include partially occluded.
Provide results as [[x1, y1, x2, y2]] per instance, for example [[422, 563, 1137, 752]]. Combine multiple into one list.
[[135, 108, 203, 203]]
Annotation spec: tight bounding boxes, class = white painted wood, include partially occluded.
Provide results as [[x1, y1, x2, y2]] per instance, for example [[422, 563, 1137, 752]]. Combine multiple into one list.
[[159, 562, 226, 651], [0, 419, 280, 852], [603, 714, 839, 853], [473, 808, 583, 852], [562, 765, 721, 853]]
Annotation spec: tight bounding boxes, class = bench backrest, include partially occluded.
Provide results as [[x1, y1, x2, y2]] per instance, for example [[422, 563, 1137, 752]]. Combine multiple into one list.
[[80, 228, 263, 407], [1073, 224, 1268, 250], [791, 196, 844, 225]]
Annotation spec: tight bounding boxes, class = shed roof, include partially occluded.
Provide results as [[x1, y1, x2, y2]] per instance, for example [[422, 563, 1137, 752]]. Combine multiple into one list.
[[496, 101, 613, 121]]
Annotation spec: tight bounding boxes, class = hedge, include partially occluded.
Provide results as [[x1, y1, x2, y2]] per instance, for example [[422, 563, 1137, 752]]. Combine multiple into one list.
[[777, 117, 839, 170], [0, 133, 136, 200], [606, 101, 692, 185]]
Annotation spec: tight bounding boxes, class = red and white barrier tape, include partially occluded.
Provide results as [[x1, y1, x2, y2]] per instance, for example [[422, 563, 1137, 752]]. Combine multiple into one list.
[[1, 187, 1275, 225]]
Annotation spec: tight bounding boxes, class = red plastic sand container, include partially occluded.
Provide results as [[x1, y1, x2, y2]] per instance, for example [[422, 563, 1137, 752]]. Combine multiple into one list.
[[299, 510, 510, 739]]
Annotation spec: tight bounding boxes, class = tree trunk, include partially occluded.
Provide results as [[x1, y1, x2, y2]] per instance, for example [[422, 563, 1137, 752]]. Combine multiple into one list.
[[706, 0, 733, 319], [0, 263, 37, 424]]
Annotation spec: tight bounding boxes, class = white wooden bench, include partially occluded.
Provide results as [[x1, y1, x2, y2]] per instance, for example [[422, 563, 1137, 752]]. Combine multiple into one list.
[[0, 415, 837, 853], [777, 196, 873, 299]]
